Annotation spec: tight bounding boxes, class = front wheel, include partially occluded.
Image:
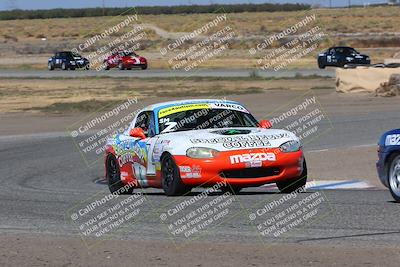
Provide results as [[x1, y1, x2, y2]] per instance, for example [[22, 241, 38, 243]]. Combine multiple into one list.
[[277, 160, 307, 193], [61, 62, 67, 70], [118, 62, 125, 70], [141, 65, 147, 70], [106, 154, 134, 194], [161, 154, 190, 196], [48, 62, 54, 70], [388, 154, 400, 202]]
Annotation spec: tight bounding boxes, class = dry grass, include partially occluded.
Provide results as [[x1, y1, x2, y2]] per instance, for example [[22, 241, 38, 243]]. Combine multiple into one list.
[[0, 6, 399, 70], [1, 7, 399, 41], [0, 76, 333, 113]]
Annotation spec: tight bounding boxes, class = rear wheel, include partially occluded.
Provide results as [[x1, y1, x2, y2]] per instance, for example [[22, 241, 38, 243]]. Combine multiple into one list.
[[141, 65, 147, 70], [388, 154, 400, 202], [277, 160, 307, 193], [118, 62, 125, 70], [161, 154, 190, 196], [106, 154, 134, 194]]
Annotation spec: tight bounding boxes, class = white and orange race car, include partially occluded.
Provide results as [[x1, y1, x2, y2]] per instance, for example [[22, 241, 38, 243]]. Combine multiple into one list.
[[105, 99, 307, 196]]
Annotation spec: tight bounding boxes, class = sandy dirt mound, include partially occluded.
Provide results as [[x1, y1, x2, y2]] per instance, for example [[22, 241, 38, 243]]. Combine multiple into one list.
[[336, 67, 400, 95], [375, 73, 400, 96]]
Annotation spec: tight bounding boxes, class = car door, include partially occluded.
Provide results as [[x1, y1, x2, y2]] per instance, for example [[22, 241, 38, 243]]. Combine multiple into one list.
[[326, 48, 336, 66], [134, 111, 158, 178], [54, 53, 61, 67], [108, 53, 119, 67]]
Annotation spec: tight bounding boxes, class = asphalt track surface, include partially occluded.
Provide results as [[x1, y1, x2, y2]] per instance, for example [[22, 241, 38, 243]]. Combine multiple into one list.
[[1, 89, 400, 252], [0, 68, 334, 78]]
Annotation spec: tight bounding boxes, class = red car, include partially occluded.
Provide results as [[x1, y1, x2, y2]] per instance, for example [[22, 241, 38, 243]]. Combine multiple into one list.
[[104, 51, 147, 70]]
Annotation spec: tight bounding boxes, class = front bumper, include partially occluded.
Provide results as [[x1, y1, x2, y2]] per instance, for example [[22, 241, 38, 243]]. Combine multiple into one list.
[[124, 61, 147, 67], [174, 148, 304, 187], [376, 151, 388, 187]]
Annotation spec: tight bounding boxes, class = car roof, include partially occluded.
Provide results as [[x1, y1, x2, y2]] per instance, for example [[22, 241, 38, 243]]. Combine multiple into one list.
[[144, 99, 243, 111]]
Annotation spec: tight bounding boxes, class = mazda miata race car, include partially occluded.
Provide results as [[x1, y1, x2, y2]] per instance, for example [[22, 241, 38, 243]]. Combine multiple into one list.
[[377, 129, 400, 202], [104, 99, 307, 196]]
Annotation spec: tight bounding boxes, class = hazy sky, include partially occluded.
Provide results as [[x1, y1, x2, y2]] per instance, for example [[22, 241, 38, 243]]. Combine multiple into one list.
[[0, 0, 388, 10]]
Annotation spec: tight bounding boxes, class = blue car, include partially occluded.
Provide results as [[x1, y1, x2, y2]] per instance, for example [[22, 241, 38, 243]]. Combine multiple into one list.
[[377, 129, 400, 202], [317, 46, 370, 69], [48, 51, 90, 71]]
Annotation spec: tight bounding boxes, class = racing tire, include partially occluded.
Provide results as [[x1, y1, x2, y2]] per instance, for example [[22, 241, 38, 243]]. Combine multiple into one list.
[[48, 62, 54, 70], [106, 154, 134, 195], [318, 62, 325, 69], [220, 185, 242, 195], [277, 159, 307, 193], [61, 62, 67, 70], [141, 65, 148, 70], [118, 62, 125, 70], [161, 154, 190, 196], [85, 65, 90, 70], [387, 153, 400, 202]]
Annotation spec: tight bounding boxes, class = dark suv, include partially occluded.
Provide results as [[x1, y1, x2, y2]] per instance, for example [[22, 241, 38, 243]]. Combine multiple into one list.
[[48, 51, 90, 70], [317, 46, 370, 69]]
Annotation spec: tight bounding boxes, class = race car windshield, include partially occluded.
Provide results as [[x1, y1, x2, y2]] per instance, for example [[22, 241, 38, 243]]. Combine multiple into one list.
[[337, 47, 357, 55], [158, 108, 259, 134]]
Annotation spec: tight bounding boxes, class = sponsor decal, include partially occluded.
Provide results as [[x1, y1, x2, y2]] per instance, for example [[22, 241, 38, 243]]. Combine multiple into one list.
[[230, 152, 276, 165], [113, 139, 147, 164], [209, 102, 249, 113], [158, 103, 210, 118], [223, 140, 271, 149], [118, 153, 134, 167], [190, 133, 289, 145], [180, 165, 202, 178], [179, 166, 192, 173], [120, 171, 129, 181], [385, 134, 400, 146]]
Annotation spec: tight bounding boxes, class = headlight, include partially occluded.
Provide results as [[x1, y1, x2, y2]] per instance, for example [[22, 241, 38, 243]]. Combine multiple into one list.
[[345, 57, 354, 61], [279, 140, 301, 153], [186, 147, 220, 158]]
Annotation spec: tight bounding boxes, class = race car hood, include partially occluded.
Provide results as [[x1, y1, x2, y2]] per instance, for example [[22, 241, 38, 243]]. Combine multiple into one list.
[[158, 127, 298, 155]]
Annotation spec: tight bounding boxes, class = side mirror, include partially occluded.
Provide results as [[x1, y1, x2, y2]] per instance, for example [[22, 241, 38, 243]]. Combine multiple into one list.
[[258, 120, 272, 129], [129, 127, 146, 139]]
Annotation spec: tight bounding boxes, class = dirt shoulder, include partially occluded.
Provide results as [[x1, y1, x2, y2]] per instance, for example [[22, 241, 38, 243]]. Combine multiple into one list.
[[0, 233, 398, 267]]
